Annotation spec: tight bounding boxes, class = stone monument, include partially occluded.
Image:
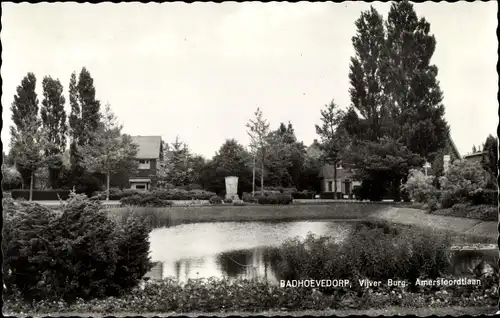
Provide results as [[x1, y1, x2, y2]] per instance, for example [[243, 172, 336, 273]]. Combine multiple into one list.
[[225, 176, 240, 201]]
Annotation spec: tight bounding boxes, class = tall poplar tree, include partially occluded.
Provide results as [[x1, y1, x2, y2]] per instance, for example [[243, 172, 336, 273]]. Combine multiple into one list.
[[348, 6, 387, 142], [41, 76, 67, 189], [384, 0, 449, 160], [10, 73, 41, 188], [68, 67, 102, 193]]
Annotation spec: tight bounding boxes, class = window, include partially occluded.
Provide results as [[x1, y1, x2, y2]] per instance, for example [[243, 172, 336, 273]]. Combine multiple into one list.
[[138, 160, 151, 170], [136, 185, 146, 190]]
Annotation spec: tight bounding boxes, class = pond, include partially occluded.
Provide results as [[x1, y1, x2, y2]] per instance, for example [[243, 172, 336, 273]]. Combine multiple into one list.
[[145, 220, 498, 283], [146, 220, 352, 283]]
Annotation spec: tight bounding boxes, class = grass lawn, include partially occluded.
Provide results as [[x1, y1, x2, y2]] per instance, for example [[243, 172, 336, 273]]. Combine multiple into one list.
[[8, 306, 498, 317], [106, 204, 389, 228]]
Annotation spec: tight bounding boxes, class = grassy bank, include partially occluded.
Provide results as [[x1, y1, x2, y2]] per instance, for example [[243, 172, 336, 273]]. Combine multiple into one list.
[[431, 204, 498, 222], [107, 204, 388, 228]]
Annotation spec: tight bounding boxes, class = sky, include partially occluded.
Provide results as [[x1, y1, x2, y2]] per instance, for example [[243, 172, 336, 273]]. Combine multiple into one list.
[[1, 2, 498, 159]]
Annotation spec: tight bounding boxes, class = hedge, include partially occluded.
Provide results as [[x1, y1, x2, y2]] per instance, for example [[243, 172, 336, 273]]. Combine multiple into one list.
[[468, 189, 498, 206], [319, 192, 343, 199], [11, 189, 71, 201], [291, 191, 316, 199], [120, 194, 173, 207]]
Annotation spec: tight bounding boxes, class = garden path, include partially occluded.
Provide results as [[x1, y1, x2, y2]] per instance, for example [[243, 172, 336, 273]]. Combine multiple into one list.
[[371, 207, 497, 239]]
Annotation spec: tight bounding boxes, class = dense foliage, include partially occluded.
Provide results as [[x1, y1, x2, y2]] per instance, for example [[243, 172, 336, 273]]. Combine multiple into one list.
[[439, 160, 486, 208], [267, 221, 452, 293], [402, 169, 439, 203], [2, 193, 153, 303]]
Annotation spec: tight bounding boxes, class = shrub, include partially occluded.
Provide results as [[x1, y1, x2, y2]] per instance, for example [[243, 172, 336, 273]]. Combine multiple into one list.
[[267, 221, 452, 293], [11, 189, 72, 201], [150, 189, 216, 200], [291, 191, 316, 199], [433, 204, 498, 221], [242, 192, 257, 203], [3, 192, 153, 303], [468, 189, 498, 206], [402, 169, 439, 203], [440, 190, 461, 209], [224, 198, 233, 204], [93, 188, 141, 200], [256, 194, 292, 205], [439, 160, 486, 206], [120, 194, 172, 207], [232, 201, 247, 206], [209, 195, 222, 205], [1, 165, 22, 190]]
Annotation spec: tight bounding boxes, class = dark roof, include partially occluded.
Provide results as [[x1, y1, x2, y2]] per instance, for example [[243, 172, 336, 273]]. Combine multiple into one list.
[[463, 151, 484, 159], [130, 136, 162, 159], [446, 132, 461, 160], [320, 164, 356, 180]]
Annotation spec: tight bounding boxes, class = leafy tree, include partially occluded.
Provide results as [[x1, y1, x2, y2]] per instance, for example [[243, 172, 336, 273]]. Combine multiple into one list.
[[159, 136, 192, 187], [246, 108, 270, 195], [262, 123, 305, 189], [384, 0, 449, 160], [315, 100, 348, 196], [346, 137, 424, 201], [10, 120, 47, 200], [187, 154, 207, 186], [203, 139, 254, 196], [69, 72, 83, 173], [348, 7, 387, 142], [439, 160, 487, 206], [298, 154, 322, 192], [1, 165, 23, 190], [80, 103, 138, 200], [41, 76, 68, 189], [78, 67, 101, 145], [481, 135, 498, 188], [265, 128, 294, 188], [9, 73, 41, 189], [68, 68, 102, 193]]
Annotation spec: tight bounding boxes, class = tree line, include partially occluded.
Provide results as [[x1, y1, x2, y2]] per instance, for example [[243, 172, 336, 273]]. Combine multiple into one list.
[[4, 1, 496, 201]]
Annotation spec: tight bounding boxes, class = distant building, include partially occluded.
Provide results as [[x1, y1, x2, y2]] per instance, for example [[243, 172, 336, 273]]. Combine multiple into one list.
[[129, 136, 163, 191], [309, 132, 461, 197], [463, 151, 484, 164]]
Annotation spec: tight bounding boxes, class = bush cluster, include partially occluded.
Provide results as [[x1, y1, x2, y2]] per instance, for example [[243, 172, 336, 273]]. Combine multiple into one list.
[[2, 193, 153, 304], [256, 194, 293, 205], [92, 188, 141, 200], [11, 189, 72, 201], [431, 203, 498, 222], [209, 195, 223, 205], [4, 270, 497, 314], [120, 194, 173, 207], [150, 189, 216, 200], [290, 191, 316, 199], [267, 221, 452, 293], [468, 189, 498, 206], [402, 169, 439, 203]]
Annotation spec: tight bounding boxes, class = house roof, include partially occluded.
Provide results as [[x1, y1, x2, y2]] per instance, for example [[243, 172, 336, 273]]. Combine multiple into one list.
[[446, 132, 461, 160], [463, 151, 484, 159], [130, 136, 162, 159], [320, 164, 356, 180]]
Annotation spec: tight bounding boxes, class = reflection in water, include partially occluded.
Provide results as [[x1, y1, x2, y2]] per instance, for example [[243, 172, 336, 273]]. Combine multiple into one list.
[[144, 221, 497, 283], [146, 221, 351, 283]]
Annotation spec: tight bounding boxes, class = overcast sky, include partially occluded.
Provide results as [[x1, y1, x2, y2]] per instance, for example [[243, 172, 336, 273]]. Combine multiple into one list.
[[2, 2, 497, 159]]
